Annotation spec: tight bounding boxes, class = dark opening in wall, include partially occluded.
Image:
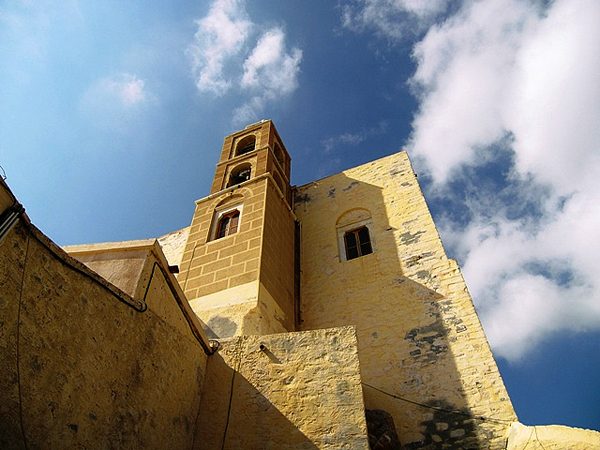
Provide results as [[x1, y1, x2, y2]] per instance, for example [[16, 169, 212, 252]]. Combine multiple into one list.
[[274, 141, 285, 168], [228, 163, 252, 187], [344, 226, 373, 260], [236, 135, 256, 156]]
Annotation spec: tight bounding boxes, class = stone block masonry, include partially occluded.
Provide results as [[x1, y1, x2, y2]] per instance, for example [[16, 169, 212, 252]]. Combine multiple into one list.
[[0, 204, 210, 449], [194, 326, 370, 450], [294, 151, 517, 449]]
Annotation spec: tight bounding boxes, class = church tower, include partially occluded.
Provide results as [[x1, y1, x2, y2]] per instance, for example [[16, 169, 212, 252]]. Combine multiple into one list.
[[178, 120, 297, 339], [178, 120, 517, 448]]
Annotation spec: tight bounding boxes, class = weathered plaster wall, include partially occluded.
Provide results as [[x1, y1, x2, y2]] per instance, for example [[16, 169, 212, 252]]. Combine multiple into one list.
[[294, 151, 517, 449], [0, 212, 210, 449], [194, 326, 370, 450], [506, 422, 600, 449]]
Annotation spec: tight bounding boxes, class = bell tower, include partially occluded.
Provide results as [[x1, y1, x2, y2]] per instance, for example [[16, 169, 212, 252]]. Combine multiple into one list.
[[178, 120, 296, 339]]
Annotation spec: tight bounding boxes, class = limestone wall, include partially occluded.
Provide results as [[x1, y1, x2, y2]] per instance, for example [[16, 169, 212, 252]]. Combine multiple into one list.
[[294, 151, 517, 449], [158, 226, 190, 268], [506, 422, 600, 449], [0, 202, 210, 449], [259, 177, 296, 330], [179, 181, 266, 338], [180, 182, 265, 301], [179, 174, 296, 339], [194, 326, 370, 450]]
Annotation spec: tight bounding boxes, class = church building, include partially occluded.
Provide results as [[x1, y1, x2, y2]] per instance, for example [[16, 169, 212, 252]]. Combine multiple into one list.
[[1, 120, 598, 449]]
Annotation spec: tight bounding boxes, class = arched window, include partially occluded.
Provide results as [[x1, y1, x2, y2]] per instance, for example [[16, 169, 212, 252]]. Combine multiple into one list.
[[236, 135, 256, 156], [216, 210, 240, 239], [344, 227, 372, 260], [228, 163, 251, 187], [336, 208, 376, 261]]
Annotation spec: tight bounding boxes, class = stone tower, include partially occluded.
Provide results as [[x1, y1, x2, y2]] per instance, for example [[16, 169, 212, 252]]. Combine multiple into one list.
[[177, 121, 517, 447], [178, 120, 297, 339]]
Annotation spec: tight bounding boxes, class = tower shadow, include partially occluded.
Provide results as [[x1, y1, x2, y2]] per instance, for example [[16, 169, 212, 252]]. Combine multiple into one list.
[[293, 156, 515, 449]]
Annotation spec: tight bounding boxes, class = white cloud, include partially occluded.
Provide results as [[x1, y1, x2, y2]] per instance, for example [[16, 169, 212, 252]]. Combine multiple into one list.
[[106, 74, 147, 106], [82, 73, 150, 108], [341, 0, 448, 40], [188, 1, 302, 125], [187, 0, 251, 96], [80, 73, 155, 131], [234, 28, 302, 124], [321, 122, 388, 153], [322, 133, 367, 153], [344, 0, 600, 361]]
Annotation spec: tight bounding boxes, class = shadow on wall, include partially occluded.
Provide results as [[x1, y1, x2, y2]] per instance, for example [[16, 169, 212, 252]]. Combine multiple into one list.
[[194, 329, 370, 450], [0, 219, 208, 450], [361, 277, 487, 450], [205, 315, 238, 339], [294, 168, 510, 449], [194, 345, 319, 450]]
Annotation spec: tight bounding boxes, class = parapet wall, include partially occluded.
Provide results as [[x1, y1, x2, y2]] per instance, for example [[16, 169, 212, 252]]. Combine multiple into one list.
[[507, 422, 600, 449], [194, 326, 370, 450], [0, 181, 211, 449]]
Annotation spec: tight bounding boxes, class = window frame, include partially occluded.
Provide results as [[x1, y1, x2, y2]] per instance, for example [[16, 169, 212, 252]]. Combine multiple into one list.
[[336, 216, 376, 262], [343, 226, 373, 260], [216, 210, 240, 239], [210, 204, 243, 241]]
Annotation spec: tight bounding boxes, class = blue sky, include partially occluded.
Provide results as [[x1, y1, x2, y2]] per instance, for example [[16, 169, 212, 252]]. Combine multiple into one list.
[[2, 0, 599, 431]]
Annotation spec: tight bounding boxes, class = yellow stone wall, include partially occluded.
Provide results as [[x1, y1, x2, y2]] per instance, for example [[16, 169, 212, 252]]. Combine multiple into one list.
[[210, 121, 291, 196], [158, 227, 191, 268], [180, 182, 265, 301], [194, 326, 370, 450], [294, 151, 517, 448], [259, 177, 296, 330], [506, 422, 600, 449], [0, 217, 210, 449], [179, 173, 296, 338]]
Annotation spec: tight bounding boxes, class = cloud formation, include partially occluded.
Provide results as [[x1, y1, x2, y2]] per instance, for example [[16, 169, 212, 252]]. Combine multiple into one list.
[[341, 0, 448, 40], [234, 28, 302, 124], [343, 0, 600, 361], [321, 121, 388, 153], [188, 0, 302, 125], [82, 73, 150, 108], [80, 73, 154, 131], [188, 0, 251, 96]]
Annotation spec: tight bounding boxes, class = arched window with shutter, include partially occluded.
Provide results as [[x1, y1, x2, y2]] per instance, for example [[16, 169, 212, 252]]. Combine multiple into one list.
[[336, 208, 376, 261], [216, 210, 240, 239]]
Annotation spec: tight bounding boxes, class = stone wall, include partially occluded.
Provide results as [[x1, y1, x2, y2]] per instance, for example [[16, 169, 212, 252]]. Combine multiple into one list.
[[180, 182, 265, 301], [179, 172, 297, 339], [158, 226, 190, 268], [294, 151, 517, 449], [194, 326, 370, 450], [259, 177, 296, 330], [0, 188, 211, 449], [506, 422, 600, 449], [179, 181, 267, 338]]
